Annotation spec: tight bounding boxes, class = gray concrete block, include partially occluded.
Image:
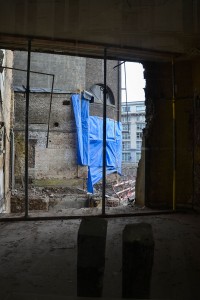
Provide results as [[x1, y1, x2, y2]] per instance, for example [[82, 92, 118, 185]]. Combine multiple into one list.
[[122, 223, 154, 299], [77, 218, 107, 297]]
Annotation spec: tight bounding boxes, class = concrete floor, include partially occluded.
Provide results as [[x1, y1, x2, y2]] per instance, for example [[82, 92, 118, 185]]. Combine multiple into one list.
[[0, 212, 200, 299]]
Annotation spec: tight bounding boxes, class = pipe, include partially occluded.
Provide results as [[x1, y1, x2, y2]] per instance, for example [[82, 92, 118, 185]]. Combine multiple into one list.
[[1, 65, 54, 77], [10, 129, 15, 192], [117, 60, 120, 122], [124, 62, 129, 131], [25, 39, 31, 218], [46, 75, 55, 148], [172, 58, 176, 211], [102, 48, 107, 215]]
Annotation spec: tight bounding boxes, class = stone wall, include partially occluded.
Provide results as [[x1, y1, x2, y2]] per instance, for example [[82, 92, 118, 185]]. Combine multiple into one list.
[[14, 93, 78, 181], [13, 52, 120, 182], [0, 50, 14, 212], [86, 58, 120, 121]]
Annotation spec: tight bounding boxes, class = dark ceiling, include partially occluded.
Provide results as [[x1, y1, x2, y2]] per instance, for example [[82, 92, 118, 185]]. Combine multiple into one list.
[[0, 0, 199, 61]]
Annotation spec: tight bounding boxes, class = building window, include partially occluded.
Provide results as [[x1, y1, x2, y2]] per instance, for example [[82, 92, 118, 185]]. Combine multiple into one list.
[[122, 152, 131, 162], [136, 123, 145, 131], [136, 152, 141, 162], [136, 141, 142, 150], [136, 105, 145, 112], [122, 106, 130, 112], [136, 132, 143, 139], [123, 132, 130, 140], [122, 124, 129, 131], [121, 116, 131, 123], [90, 83, 115, 105], [122, 141, 131, 151], [136, 115, 145, 122]]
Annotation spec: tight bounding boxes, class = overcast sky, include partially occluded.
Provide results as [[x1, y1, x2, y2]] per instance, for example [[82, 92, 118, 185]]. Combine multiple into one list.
[[121, 62, 145, 102]]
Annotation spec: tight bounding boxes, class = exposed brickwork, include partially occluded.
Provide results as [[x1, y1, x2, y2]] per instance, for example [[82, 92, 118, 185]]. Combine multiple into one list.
[[13, 53, 120, 182]]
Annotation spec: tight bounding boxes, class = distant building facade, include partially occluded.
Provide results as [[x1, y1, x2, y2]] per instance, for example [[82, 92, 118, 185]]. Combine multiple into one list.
[[121, 101, 145, 164]]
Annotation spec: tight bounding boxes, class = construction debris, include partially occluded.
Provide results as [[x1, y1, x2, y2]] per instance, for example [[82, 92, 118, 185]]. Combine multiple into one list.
[[10, 178, 137, 213]]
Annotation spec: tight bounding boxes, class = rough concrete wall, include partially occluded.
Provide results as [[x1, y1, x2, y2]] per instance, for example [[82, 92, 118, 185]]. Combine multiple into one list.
[[141, 60, 194, 208], [0, 50, 13, 212], [13, 51, 86, 91]]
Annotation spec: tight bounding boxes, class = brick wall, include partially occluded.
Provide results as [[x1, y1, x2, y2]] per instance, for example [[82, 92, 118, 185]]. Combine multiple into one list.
[[13, 52, 120, 182]]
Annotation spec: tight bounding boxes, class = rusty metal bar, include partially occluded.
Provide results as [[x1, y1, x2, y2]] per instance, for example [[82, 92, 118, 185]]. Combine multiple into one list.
[[1, 65, 54, 76]]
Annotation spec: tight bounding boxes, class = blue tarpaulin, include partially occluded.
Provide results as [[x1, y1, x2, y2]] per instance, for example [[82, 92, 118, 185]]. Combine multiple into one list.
[[71, 94, 122, 193], [71, 94, 89, 165]]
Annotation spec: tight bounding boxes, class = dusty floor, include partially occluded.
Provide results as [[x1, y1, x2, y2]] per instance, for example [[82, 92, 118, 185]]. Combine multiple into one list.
[[0, 212, 200, 299]]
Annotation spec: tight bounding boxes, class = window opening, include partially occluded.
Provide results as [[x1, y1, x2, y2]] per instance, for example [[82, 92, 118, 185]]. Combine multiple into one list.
[[121, 62, 146, 207]]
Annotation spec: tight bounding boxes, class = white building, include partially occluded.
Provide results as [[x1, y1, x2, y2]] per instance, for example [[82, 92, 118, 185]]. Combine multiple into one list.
[[121, 101, 145, 164]]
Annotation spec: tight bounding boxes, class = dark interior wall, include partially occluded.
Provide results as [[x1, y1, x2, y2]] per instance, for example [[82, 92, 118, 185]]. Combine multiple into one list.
[[144, 61, 173, 207], [175, 60, 193, 207], [143, 59, 194, 208], [192, 59, 200, 209]]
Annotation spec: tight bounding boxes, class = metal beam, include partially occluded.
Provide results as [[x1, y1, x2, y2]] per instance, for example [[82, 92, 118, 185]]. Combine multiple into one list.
[[0, 33, 179, 62], [0, 210, 177, 222], [102, 48, 107, 215], [172, 59, 176, 211], [25, 39, 31, 218]]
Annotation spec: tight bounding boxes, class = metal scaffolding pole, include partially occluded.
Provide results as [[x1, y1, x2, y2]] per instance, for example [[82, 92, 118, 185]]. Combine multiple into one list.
[[102, 48, 107, 215], [25, 39, 31, 218]]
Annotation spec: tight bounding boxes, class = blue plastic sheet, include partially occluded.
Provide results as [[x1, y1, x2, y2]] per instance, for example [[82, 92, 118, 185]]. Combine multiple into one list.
[[71, 94, 122, 193], [71, 94, 89, 165]]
